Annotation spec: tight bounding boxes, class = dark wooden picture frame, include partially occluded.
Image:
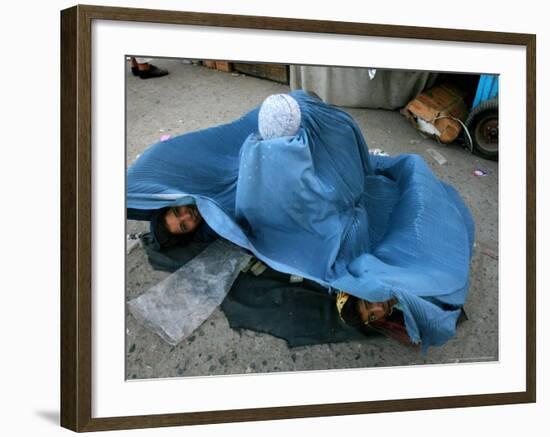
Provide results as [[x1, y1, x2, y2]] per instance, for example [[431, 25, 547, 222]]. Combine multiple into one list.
[[60, 4, 536, 432]]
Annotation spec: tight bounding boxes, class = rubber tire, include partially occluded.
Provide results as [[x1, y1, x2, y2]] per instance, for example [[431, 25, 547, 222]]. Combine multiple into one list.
[[465, 97, 498, 161]]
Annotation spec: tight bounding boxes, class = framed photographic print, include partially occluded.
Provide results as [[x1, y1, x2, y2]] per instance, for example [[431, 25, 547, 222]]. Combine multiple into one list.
[[60, 4, 536, 432]]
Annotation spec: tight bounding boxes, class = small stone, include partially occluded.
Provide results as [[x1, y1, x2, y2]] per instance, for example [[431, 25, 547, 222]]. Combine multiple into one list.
[[129, 344, 136, 353]]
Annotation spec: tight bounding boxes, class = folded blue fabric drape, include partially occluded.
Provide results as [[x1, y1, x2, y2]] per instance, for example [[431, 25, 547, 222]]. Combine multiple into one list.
[[127, 90, 475, 350]]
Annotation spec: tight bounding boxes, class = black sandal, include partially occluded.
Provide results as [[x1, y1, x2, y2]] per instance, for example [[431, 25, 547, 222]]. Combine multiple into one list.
[[138, 64, 169, 79]]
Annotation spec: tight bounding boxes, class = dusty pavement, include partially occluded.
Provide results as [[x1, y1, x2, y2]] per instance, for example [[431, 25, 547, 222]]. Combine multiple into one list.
[[125, 58, 498, 380]]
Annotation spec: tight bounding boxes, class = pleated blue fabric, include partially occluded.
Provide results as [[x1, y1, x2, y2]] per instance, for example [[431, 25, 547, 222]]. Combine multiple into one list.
[[127, 90, 475, 350]]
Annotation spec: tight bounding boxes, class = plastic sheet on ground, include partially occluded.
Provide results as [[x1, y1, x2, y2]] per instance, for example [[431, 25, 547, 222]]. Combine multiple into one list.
[[127, 239, 251, 345]]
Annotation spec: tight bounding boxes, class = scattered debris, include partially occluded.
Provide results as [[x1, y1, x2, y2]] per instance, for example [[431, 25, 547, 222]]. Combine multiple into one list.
[[370, 148, 389, 156], [250, 260, 267, 276], [231, 73, 240, 77], [482, 248, 498, 260], [426, 148, 448, 165], [473, 168, 489, 177], [367, 68, 377, 80], [476, 241, 499, 260], [409, 139, 421, 145], [242, 258, 269, 276], [240, 259, 253, 273], [126, 234, 141, 254]]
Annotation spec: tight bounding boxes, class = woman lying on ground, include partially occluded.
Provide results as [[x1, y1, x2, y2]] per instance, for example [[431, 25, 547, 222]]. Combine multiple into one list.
[[154, 203, 400, 331]]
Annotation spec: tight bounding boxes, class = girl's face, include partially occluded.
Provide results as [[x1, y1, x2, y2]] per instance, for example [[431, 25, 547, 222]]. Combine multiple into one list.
[[163, 205, 203, 235]]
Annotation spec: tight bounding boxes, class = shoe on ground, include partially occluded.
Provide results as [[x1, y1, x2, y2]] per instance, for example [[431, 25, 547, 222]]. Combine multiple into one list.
[[138, 64, 169, 79]]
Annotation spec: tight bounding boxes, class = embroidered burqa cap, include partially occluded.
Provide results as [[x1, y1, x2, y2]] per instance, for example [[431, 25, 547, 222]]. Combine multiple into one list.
[[258, 93, 302, 140]]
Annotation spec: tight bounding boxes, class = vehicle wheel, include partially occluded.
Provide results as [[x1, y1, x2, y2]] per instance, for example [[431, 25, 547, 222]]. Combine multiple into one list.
[[465, 98, 498, 161]]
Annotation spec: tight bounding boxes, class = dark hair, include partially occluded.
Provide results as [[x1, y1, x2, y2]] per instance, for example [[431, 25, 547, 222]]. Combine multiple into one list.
[[339, 295, 363, 327], [150, 207, 194, 249]]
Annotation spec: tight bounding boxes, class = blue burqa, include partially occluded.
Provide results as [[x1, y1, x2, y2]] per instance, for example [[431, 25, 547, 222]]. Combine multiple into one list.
[[127, 90, 475, 351]]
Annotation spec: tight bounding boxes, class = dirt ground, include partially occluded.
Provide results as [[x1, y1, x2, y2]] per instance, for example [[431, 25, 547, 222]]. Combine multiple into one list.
[[125, 58, 498, 380]]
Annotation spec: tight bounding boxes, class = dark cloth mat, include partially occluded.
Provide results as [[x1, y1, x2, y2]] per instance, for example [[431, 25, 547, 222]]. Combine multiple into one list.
[[139, 234, 374, 347], [221, 268, 369, 347]]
